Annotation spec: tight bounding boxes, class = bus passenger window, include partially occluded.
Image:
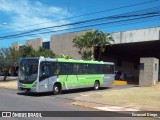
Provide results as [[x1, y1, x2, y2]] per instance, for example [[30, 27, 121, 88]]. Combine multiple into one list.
[[40, 62, 53, 81], [53, 63, 60, 75], [104, 65, 110, 74], [54, 69, 59, 75]]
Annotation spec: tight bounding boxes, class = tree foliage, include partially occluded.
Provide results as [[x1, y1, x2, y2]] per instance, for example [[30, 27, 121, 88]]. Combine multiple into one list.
[[19, 45, 36, 57], [0, 48, 20, 80], [73, 30, 114, 60], [0, 45, 56, 80], [19, 46, 55, 58], [36, 47, 55, 57]]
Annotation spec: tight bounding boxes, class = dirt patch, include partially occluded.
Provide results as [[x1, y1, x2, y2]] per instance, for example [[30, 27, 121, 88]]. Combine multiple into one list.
[[0, 80, 17, 90]]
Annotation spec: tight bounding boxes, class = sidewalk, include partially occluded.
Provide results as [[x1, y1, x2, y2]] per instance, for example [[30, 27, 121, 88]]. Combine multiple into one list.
[[72, 101, 141, 111], [72, 94, 141, 111]]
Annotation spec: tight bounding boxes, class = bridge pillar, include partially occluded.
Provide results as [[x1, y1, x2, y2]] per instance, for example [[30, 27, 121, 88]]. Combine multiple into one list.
[[139, 57, 159, 87]]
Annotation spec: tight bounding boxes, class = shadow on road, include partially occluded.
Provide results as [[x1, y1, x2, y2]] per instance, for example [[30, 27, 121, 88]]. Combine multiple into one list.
[[62, 87, 110, 94], [17, 91, 53, 97], [17, 87, 111, 97]]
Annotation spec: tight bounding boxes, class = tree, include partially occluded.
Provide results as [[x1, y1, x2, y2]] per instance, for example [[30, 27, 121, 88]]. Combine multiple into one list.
[[19, 45, 36, 57], [73, 33, 93, 60], [0, 45, 56, 81], [0, 47, 20, 81], [19, 46, 55, 58], [73, 30, 114, 60], [36, 47, 55, 58]]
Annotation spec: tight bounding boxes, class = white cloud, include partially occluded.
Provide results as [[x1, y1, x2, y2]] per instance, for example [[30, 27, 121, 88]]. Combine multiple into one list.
[[0, 0, 73, 41]]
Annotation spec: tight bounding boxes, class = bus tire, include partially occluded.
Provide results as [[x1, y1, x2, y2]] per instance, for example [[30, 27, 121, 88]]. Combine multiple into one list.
[[53, 83, 61, 95], [94, 81, 100, 90]]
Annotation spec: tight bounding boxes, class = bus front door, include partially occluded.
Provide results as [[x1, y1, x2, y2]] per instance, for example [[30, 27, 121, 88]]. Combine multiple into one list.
[[39, 61, 52, 92]]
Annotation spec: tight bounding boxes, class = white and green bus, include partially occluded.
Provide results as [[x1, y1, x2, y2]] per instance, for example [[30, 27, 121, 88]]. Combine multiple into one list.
[[18, 57, 115, 94]]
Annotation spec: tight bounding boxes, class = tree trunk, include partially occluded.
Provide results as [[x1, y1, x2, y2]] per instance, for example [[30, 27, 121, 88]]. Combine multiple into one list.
[[98, 51, 102, 61], [98, 46, 105, 61], [91, 47, 95, 60], [3, 71, 8, 81]]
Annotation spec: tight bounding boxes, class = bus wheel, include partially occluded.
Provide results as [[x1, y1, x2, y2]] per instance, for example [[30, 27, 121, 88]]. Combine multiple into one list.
[[53, 83, 61, 95], [94, 81, 100, 90]]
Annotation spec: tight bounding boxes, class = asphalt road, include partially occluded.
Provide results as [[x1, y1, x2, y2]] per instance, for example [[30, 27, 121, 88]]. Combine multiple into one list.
[[0, 86, 144, 120]]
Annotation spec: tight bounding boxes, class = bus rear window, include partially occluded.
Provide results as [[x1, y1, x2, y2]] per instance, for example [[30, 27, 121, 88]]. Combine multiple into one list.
[[104, 65, 114, 74]]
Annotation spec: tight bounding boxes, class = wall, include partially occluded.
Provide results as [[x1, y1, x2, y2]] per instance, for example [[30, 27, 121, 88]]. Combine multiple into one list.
[[25, 38, 43, 50], [50, 30, 92, 59], [11, 42, 20, 50], [139, 57, 159, 87], [101, 56, 139, 82]]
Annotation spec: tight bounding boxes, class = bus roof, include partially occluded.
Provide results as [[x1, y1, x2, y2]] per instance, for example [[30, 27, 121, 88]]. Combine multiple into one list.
[[21, 57, 114, 65], [57, 58, 104, 64]]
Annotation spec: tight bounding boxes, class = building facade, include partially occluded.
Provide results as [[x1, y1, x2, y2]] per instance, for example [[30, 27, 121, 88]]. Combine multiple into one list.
[[11, 27, 160, 85], [99, 26, 160, 84], [25, 38, 43, 50], [50, 30, 92, 59]]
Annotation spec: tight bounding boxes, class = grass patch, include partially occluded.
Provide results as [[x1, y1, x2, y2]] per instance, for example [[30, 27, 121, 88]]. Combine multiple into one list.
[[74, 84, 160, 111]]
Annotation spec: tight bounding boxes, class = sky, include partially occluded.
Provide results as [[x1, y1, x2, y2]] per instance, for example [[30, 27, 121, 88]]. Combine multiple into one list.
[[0, 0, 160, 48]]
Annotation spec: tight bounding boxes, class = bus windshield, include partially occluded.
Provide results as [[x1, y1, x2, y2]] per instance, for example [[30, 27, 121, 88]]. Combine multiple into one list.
[[19, 59, 38, 83]]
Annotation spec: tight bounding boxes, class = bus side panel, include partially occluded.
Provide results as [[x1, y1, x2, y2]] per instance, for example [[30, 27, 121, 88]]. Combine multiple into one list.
[[39, 78, 49, 92], [58, 75, 68, 90], [103, 74, 115, 86], [48, 76, 58, 91], [77, 74, 104, 87], [67, 75, 78, 87], [77, 75, 87, 86], [102, 63, 115, 87]]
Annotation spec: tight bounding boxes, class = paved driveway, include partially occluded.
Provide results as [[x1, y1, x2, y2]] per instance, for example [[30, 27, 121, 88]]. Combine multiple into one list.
[[0, 85, 143, 120]]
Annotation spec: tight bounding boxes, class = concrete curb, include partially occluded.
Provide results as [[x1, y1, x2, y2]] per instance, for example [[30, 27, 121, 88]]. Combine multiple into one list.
[[71, 101, 145, 111], [112, 80, 127, 86], [71, 103, 94, 109]]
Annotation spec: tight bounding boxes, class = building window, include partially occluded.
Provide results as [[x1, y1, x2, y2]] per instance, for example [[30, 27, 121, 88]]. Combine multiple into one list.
[[43, 42, 50, 49], [155, 63, 157, 71], [140, 63, 144, 70]]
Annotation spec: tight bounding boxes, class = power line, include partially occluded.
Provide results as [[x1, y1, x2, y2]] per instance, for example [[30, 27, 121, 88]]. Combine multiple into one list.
[[0, 0, 159, 33], [1, 6, 160, 39], [6, 17, 160, 41], [2, 14, 160, 41], [95, 17, 160, 31], [0, 13, 159, 40], [1, 14, 160, 40]]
